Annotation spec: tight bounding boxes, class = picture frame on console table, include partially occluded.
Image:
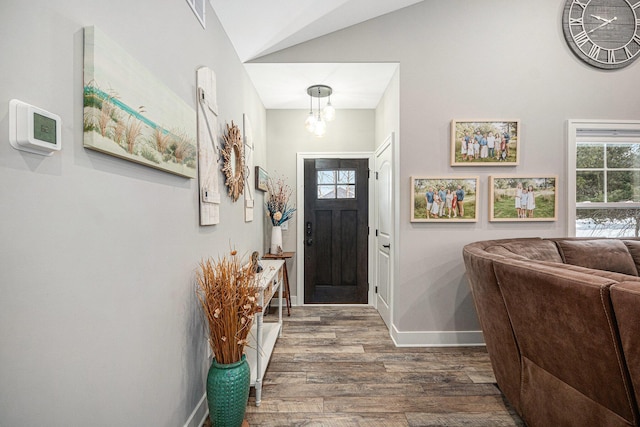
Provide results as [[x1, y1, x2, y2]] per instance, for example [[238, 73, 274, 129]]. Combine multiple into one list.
[[411, 176, 479, 223], [489, 175, 557, 222], [451, 120, 520, 166]]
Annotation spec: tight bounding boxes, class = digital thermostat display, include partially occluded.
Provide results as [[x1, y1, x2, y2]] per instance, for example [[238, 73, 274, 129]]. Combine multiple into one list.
[[33, 112, 57, 145], [9, 99, 62, 156]]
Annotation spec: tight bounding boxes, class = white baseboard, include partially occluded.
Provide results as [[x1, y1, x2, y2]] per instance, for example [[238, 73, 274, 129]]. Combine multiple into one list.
[[183, 392, 208, 427], [391, 325, 485, 347], [270, 297, 483, 347]]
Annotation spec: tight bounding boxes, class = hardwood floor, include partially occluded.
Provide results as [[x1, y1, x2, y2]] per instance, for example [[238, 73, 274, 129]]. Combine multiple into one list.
[[206, 306, 525, 426]]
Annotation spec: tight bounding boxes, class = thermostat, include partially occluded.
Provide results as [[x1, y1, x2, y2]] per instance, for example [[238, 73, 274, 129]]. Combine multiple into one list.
[[9, 99, 62, 156]]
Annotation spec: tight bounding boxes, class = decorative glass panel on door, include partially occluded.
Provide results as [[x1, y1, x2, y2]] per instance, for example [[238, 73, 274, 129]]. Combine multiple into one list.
[[316, 169, 356, 199], [318, 170, 336, 185], [337, 170, 355, 184], [318, 185, 335, 199], [337, 185, 356, 199]]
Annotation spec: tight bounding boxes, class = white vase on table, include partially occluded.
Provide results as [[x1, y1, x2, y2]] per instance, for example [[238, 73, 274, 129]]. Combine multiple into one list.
[[270, 225, 282, 254]]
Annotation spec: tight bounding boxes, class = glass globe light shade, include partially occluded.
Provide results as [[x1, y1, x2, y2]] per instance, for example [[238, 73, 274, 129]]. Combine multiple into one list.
[[313, 118, 326, 137], [305, 112, 317, 132], [323, 101, 335, 122]]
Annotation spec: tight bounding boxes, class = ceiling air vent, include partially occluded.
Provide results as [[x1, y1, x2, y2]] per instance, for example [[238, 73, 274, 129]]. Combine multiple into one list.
[[186, 0, 205, 28]]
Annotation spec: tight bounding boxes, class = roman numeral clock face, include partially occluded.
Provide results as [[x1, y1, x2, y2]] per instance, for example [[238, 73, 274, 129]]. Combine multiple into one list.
[[563, 0, 640, 69]]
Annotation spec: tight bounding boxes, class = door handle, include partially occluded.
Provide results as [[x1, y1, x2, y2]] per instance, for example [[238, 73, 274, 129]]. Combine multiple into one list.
[[307, 238, 313, 246], [383, 244, 390, 249]]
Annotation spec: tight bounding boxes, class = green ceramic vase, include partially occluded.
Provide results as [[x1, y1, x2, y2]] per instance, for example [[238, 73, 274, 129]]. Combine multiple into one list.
[[206, 355, 250, 427]]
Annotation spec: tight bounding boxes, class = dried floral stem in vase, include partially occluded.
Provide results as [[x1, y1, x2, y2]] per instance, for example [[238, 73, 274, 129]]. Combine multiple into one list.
[[196, 250, 262, 364], [265, 175, 296, 226]]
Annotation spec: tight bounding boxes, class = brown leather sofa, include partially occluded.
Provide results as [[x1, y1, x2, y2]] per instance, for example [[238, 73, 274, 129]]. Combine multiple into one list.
[[463, 238, 640, 427]]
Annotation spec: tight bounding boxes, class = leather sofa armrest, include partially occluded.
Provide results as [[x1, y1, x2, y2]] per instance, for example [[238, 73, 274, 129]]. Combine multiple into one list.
[[611, 281, 640, 418], [493, 258, 636, 423]]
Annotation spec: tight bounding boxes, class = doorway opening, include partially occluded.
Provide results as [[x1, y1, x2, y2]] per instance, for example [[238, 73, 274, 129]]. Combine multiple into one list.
[[296, 153, 374, 305]]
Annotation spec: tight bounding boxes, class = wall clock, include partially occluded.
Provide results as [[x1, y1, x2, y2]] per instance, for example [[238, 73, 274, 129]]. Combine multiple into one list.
[[221, 121, 245, 202], [563, 0, 640, 69]]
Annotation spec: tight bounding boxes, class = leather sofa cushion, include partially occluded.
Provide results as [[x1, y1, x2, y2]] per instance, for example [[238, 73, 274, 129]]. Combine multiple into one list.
[[555, 239, 639, 276], [622, 240, 640, 276], [485, 239, 563, 263], [537, 261, 640, 283]]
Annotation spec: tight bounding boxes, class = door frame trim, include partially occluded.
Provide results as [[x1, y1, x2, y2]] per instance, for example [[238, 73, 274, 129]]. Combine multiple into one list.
[[296, 152, 375, 306], [374, 133, 395, 330]]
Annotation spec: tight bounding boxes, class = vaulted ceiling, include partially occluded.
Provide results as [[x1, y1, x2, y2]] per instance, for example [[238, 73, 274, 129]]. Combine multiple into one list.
[[210, 0, 423, 62], [209, 0, 423, 109]]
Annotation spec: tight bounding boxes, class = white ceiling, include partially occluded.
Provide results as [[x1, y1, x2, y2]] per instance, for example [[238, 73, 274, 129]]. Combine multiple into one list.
[[209, 0, 420, 109], [243, 62, 399, 109]]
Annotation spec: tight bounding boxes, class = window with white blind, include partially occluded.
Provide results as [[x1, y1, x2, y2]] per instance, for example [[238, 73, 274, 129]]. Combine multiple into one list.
[[568, 120, 640, 237]]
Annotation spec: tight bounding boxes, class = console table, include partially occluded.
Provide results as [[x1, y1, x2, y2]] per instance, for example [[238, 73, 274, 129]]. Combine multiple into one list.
[[246, 259, 283, 406], [262, 251, 293, 316]]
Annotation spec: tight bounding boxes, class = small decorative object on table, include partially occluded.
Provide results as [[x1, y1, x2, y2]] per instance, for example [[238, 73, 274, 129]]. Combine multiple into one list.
[[265, 175, 296, 254], [196, 250, 262, 427], [250, 251, 263, 273]]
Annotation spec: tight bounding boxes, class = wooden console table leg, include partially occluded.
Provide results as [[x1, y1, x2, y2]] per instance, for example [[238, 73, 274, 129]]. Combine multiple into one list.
[[255, 300, 263, 406], [262, 252, 294, 316], [282, 263, 291, 316]]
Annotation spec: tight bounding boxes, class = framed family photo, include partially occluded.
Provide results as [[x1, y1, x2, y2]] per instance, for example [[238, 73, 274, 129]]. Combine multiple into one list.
[[489, 176, 558, 222], [411, 176, 479, 223], [451, 120, 520, 166]]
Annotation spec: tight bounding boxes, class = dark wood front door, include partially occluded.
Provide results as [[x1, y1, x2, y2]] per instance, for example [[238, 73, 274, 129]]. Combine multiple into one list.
[[304, 158, 369, 304]]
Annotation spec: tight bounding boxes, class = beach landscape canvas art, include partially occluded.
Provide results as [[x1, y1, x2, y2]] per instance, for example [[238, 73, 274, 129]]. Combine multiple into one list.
[[83, 26, 197, 178]]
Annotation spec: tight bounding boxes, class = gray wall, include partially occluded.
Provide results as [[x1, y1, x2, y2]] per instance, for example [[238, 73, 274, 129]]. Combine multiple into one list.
[[375, 67, 400, 151], [3, 0, 640, 423], [0, 1, 266, 425], [253, 0, 640, 339], [265, 109, 375, 301]]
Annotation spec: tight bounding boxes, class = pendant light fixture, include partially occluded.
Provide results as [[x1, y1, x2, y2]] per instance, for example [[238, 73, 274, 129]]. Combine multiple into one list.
[[305, 84, 334, 137], [323, 94, 335, 122], [304, 91, 316, 132]]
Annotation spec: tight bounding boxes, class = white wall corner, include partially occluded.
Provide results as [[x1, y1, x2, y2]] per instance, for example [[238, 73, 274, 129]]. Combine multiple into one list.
[[390, 325, 485, 347]]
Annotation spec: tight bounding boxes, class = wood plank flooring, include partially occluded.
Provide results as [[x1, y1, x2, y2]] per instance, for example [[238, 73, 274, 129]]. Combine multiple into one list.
[[205, 306, 524, 426]]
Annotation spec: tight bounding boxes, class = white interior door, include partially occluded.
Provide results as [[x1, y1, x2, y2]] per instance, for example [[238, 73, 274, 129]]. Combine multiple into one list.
[[375, 134, 393, 328]]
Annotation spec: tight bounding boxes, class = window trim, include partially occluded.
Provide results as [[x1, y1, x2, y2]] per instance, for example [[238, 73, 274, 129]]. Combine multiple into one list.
[[568, 120, 640, 236]]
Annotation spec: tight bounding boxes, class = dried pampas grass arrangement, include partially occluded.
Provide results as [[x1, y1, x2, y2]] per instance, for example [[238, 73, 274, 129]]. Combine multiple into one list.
[[196, 250, 262, 364]]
